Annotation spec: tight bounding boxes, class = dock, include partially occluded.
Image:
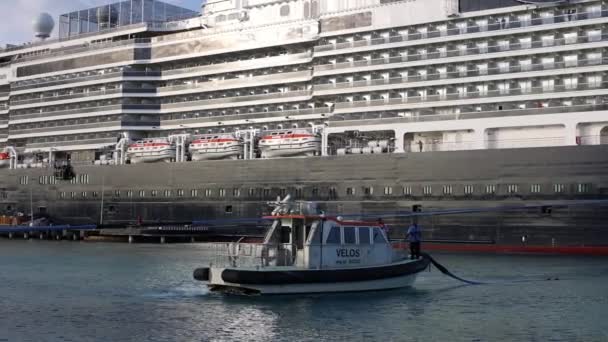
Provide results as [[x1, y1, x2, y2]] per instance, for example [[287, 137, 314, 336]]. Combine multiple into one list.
[[0, 224, 265, 244]]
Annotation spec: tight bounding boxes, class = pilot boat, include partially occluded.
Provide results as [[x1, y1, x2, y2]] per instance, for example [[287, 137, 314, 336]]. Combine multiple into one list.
[[193, 197, 429, 295]]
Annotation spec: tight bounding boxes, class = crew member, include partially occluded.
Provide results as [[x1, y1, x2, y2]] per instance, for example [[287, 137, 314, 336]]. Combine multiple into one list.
[[378, 218, 389, 237], [406, 222, 422, 259]]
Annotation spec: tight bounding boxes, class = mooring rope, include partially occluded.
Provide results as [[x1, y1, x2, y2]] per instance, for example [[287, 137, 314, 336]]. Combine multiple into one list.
[[422, 253, 485, 285]]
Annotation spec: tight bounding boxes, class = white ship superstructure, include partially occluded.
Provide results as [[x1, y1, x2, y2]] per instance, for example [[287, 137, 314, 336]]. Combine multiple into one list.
[[0, 0, 607, 167]]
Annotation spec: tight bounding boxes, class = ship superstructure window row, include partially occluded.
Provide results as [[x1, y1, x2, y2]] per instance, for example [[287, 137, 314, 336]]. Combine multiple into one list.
[[315, 5, 607, 53], [315, 28, 608, 75]]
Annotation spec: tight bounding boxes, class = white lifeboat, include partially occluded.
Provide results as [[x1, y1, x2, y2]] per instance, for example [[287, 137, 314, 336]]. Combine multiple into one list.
[[0, 152, 9, 168], [189, 133, 243, 161], [126, 138, 176, 164], [258, 128, 321, 158]]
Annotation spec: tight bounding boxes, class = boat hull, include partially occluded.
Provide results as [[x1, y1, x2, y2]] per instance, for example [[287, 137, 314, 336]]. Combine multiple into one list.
[[199, 257, 430, 295]]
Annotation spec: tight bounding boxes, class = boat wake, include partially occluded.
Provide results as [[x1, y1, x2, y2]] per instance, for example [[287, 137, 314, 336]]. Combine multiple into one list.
[[144, 281, 209, 299]]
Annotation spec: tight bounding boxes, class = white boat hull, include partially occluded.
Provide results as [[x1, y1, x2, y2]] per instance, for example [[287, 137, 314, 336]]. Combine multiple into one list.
[[129, 152, 175, 164], [259, 142, 320, 158], [191, 149, 241, 161], [208, 271, 419, 295]]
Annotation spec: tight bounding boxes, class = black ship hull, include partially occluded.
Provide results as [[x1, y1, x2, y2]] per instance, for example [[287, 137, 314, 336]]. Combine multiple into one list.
[[1, 145, 607, 252]]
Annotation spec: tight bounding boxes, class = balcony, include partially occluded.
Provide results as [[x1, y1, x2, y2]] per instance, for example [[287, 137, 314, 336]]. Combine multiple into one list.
[[315, 57, 608, 94], [162, 52, 313, 79], [314, 9, 608, 53], [334, 81, 608, 112], [10, 103, 160, 122], [162, 107, 330, 126], [9, 120, 158, 137], [158, 70, 312, 94], [11, 87, 157, 107], [11, 70, 161, 92], [14, 38, 150, 64], [331, 103, 608, 126], [315, 34, 608, 74], [161, 90, 313, 111], [26, 137, 119, 151]]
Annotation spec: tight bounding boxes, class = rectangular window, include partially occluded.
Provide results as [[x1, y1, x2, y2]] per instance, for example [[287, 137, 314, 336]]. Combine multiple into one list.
[[363, 186, 373, 195], [70, 192, 76, 199], [346, 187, 356, 196], [508, 185, 519, 194], [554, 184, 565, 193], [127, 190, 133, 198], [139, 190, 146, 197], [151, 190, 158, 197], [486, 185, 496, 194], [326, 227, 341, 244], [177, 189, 184, 197], [219, 189, 226, 197], [358, 227, 371, 244], [248, 188, 256, 197], [205, 189, 213, 197], [312, 188, 319, 196], [577, 183, 591, 193], [114, 190, 121, 197], [443, 185, 453, 195], [59, 192, 66, 199], [403, 186, 412, 196], [531, 184, 542, 193], [373, 228, 386, 243], [423, 186, 432, 195], [263, 189, 271, 197], [343, 228, 356, 244], [191, 189, 198, 197], [164, 190, 172, 197], [81, 191, 87, 198], [329, 187, 337, 199], [464, 185, 474, 195], [92, 191, 99, 198], [383, 186, 393, 195], [233, 188, 241, 197]]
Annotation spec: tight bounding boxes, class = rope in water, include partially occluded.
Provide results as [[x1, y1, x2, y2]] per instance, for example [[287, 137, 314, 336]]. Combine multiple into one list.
[[422, 253, 485, 285]]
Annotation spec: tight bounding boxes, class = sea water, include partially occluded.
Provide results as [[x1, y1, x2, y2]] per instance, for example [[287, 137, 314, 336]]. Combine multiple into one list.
[[0, 240, 606, 342]]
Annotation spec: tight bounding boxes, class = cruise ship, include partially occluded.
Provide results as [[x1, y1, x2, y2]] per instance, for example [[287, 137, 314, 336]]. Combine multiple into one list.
[[1, 0, 607, 252]]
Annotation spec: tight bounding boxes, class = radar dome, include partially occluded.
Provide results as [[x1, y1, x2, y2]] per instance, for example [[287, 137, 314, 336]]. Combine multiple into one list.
[[33, 12, 55, 39]]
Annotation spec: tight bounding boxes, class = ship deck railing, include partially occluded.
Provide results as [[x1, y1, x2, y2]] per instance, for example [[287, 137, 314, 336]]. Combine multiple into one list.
[[316, 57, 608, 92], [330, 103, 608, 126], [314, 8, 607, 53], [315, 33, 608, 72], [334, 80, 608, 110], [203, 242, 295, 269]]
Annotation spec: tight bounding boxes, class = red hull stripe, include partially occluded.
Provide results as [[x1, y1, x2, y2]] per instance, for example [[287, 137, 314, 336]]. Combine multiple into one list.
[[261, 134, 314, 141], [0, 153, 9, 160], [192, 139, 238, 144], [392, 242, 608, 256], [129, 143, 171, 148]]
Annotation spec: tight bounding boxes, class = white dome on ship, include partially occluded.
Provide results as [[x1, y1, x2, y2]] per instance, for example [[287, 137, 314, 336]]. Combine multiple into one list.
[[33, 12, 54, 39]]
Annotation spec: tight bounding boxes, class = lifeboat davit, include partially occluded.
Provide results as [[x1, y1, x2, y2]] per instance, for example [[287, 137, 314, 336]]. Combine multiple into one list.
[[189, 134, 243, 161], [0, 152, 9, 168], [126, 138, 176, 164], [258, 129, 321, 158]]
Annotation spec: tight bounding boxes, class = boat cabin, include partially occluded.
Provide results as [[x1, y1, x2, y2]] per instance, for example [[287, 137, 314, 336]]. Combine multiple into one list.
[[261, 215, 393, 269]]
